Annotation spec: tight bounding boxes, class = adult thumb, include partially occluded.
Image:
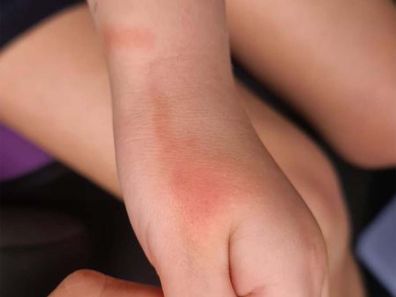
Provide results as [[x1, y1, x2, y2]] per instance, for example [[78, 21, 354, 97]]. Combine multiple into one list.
[[49, 270, 162, 297]]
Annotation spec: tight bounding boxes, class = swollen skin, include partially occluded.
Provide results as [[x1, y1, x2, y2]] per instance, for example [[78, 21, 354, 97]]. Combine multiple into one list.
[[149, 84, 237, 230]]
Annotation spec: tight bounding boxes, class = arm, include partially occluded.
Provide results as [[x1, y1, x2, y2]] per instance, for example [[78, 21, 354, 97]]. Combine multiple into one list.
[[87, 1, 327, 297]]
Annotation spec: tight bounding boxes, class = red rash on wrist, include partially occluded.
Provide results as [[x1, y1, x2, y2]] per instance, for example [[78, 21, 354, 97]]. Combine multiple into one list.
[[150, 87, 236, 228], [169, 157, 233, 226]]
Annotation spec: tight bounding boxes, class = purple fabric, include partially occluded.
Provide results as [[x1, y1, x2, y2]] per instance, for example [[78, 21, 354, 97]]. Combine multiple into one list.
[[0, 124, 52, 181]]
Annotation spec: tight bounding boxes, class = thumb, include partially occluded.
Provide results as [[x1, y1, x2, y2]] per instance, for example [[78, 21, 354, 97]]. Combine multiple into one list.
[[49, 270, 162, 297], [152, 237, 237, 297], [229, 216, 329, 297]]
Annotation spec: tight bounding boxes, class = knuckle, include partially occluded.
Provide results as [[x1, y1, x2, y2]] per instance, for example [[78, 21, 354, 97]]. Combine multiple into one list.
[[64, 269, 98, 283]]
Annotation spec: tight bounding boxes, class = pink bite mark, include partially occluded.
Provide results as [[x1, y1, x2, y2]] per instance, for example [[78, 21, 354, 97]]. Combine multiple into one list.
[[102, 25, 156, 52]]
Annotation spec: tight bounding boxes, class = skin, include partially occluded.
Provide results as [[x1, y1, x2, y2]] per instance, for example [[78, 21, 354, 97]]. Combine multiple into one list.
[[0, 3, 366, 297], [48, 270, 163, 297], [89, 2, 330, 297], [226, 0, 396, 168], [144, 83, 239, 230], [102, 26, 157, 52], [0, 7, 119, 196]]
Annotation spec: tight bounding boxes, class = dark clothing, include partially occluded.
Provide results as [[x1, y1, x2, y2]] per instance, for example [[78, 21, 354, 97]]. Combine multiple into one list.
[[1, 0, 82, 48]]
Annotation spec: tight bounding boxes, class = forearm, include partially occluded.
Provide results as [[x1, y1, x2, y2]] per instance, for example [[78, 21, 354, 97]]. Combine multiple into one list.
[[0, 6, 119, 196], [227, 0, 396, 101], [0, 3, 265, 206], [89, 0, 246, 153], [226, 0, 396, 167], [87, 1, 266, 217]]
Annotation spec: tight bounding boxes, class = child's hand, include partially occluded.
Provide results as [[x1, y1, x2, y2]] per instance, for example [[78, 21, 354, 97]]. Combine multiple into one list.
[[129, 148, 329, 297]]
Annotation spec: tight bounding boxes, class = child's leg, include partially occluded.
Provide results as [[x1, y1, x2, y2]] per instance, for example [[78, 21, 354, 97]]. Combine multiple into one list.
[[0, 4, 363, 296], [227, 0, 396, 168]]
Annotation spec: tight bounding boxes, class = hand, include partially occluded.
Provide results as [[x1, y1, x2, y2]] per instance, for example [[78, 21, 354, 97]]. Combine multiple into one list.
[[130, 142, 329, 297], [48, 149, 329, 297], [50, 154, 329, 297]]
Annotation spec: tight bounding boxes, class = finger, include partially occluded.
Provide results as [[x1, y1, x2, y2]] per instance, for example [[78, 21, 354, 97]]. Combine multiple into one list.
[[321, 277, 330, 297], [49, 269, 162, 297]]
